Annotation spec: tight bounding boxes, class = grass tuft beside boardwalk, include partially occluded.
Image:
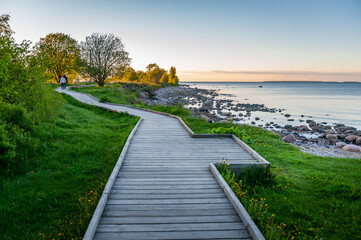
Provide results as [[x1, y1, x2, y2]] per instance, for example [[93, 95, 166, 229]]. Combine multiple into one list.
[[0, 94, 139, 240]]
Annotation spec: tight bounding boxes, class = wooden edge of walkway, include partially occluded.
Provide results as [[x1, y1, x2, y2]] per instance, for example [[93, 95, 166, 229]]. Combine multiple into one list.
[[83, 118, 143, 240], [68, 88, 270, 166], [209, 163, 265, 240]]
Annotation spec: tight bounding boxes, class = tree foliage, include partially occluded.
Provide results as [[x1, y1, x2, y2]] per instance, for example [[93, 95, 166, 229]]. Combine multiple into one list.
[[121, 63, 179, 86], [35, 33, 80, 82], [80, 33, 131, 86], [0, 16, 62, 176], [0, 14, 13, 37]]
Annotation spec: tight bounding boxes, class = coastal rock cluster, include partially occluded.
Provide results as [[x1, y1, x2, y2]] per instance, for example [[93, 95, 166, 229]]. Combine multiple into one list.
[[281, 122, 361, 153], [141, 85, 361, 158]]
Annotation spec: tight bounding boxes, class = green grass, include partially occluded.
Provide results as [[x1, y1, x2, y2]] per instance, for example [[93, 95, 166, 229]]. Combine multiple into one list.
[[0, 94, 139, 240], [70, 84, 361, 239], [191, 121, 361, 240]]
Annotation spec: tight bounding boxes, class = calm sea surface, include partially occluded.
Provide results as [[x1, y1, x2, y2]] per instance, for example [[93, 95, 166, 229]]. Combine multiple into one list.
[[184, 82, 361, 130]]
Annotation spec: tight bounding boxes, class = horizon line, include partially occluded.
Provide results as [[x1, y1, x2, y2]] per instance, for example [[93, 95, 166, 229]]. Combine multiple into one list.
[[179, 70, 361, 76]]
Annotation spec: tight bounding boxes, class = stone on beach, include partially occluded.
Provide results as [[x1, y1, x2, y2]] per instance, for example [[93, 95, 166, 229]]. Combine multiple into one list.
[[335, 142, 346, 149], [342, 144, 361, 153], [356, 137, 361, 146], [282, 134, 297, 143], [326, 134, 338, 143], [345, 135, 359, 142]]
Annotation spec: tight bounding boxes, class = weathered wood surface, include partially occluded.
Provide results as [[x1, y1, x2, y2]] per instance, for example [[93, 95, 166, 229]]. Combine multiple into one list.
[[58, 88, 263, 240]]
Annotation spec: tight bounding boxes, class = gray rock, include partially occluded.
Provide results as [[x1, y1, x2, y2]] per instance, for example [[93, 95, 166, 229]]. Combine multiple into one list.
[[255, 117, 260, 121], [284, 114, 291, 118], [326, 134, 338, 143], [297, 125, 309, 131], [282, 134, 297, 143], [335, 142, 346, 149], [284, 124, 292, 129], [345, 135, 359, 142], [200, 115, 211, 123], [342, 144, 361, 152], [326, 129, 335, 134], [287, 119, 295, 121], [356, 137, 361, 146]]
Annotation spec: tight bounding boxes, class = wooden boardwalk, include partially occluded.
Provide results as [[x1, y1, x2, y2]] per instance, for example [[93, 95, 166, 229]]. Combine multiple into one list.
[[58, 88, 267, 240]]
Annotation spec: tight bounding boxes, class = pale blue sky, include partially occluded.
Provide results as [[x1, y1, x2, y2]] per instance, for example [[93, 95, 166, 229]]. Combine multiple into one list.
[[1, 0, 361, 81]]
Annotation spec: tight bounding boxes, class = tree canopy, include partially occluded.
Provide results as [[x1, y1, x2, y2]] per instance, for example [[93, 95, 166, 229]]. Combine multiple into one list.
[[0, 14, 13, 37], [121, 64, 179, 86], [35, 33, 80, 82], [80, 33, 131, 86]]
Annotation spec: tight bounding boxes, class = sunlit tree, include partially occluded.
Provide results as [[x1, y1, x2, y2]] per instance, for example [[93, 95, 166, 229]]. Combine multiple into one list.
[[159, 72, 169, 85], [81, 33, 131, 86], [122, 66, 138, 82], [169, 66, 179, 85], [35, 33, 80, 82]]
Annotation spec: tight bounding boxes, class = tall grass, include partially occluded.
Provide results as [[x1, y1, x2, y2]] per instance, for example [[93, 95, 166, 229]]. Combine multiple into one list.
[[0, 94, 138, 239]]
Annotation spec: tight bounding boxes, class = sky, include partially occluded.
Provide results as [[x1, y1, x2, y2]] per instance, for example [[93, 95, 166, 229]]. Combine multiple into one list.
[[1, 0, 361, 82]]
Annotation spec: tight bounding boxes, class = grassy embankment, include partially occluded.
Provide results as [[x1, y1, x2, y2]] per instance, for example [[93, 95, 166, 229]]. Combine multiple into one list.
[[74, 84, 361, 240], [0, 94, 139, 239]]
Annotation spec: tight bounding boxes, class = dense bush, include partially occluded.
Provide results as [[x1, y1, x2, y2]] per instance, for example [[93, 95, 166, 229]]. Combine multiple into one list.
[[0, 34, 62, 176]]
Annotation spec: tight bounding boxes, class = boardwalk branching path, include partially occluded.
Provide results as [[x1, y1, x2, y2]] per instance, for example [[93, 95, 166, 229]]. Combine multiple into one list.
[[57, 88, 266, 240]]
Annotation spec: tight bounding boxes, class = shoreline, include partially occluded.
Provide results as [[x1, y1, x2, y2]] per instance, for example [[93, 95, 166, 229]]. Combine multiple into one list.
[[141, 84, 361, 159]]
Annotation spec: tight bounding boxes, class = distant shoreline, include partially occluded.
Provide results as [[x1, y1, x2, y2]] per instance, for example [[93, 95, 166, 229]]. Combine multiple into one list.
[[181, 81, 361, 83]]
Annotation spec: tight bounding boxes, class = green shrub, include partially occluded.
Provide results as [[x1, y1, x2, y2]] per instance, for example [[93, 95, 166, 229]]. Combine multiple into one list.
[[99, 96, 111, 103], [0, 103, 37, 176]]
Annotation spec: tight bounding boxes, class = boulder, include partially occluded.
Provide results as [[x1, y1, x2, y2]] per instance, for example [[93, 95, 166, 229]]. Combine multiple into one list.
[[200, 115, 211, 123], [326, 134, 338, 143], [326, 129, 335, 134], [335, 142, 346, 148], [297, 125, 309, 131], [345, 135, 359, 142], [284, 114, 291, 118], [342, 144, 361, 152], [356, 137, 361, 146], [282, 134, 297, 143]]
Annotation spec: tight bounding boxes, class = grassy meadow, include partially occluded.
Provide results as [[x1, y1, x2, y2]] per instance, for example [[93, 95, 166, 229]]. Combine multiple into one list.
[[73, 85, 361, 240], [0, 94, 138, 239]]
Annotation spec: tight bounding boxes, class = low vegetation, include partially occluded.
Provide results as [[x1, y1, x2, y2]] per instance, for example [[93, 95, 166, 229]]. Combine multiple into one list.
[[74, 86, 361, 240], [0, 94, 138, 239]]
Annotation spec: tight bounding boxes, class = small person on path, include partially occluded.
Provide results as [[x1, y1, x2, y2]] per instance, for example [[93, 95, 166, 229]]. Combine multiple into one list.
[[60, 74, 68, 89]]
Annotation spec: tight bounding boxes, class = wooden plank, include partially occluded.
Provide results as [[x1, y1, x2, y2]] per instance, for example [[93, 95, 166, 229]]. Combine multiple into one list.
[[108, 193, 227, 200], [99, 215, 241, 224], [104, 203, 234, 211], [102, 208, 236, 217], [107, 198, 229, 205], [97, 222, 246, 232], [94, 230, 250, 240], [109, 188, 223, 194], [111, 184, 221, 190]]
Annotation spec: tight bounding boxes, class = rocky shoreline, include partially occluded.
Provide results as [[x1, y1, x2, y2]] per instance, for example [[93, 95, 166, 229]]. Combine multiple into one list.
[[140, 84, 361, 159]]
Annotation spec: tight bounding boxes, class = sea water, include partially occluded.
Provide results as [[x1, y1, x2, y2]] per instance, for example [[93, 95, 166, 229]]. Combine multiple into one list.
[[184, 82, 361, 130]]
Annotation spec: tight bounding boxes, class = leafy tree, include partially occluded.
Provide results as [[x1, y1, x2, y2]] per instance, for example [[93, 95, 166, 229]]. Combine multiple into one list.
[[122, 67, 138, 82], [80, 33, 131, 86], [159, 72, 169, 85], [34, 33, 80, 82], [145, 63, 165, 84], [0, 14, 13, 37], [169, 66, 179, 85]]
